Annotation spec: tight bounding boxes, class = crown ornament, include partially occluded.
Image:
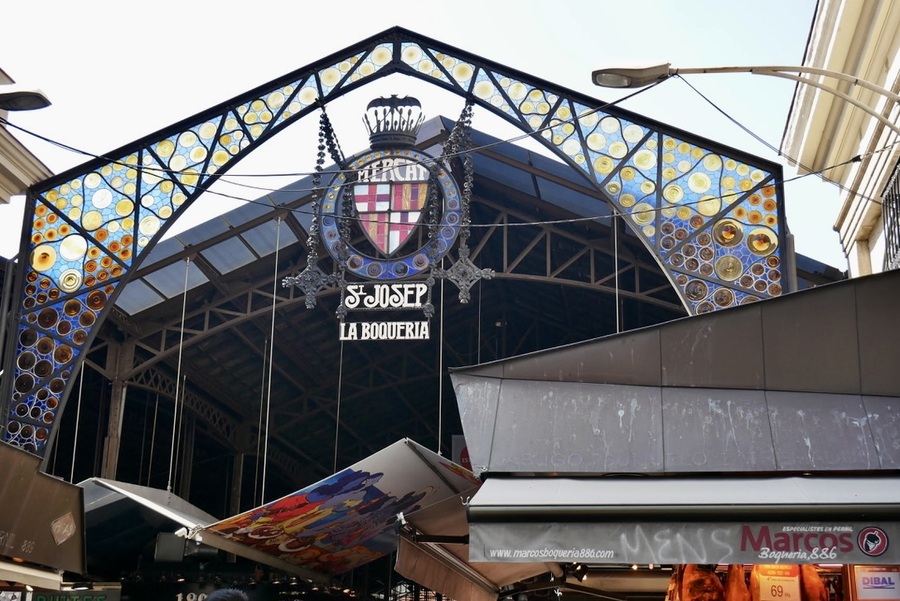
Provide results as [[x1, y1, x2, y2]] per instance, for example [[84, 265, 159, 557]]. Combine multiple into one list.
[[362, 95, 424, 149]]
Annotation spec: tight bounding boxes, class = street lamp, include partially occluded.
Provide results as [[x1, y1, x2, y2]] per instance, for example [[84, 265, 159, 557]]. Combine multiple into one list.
[[0, 84, 51, 111], [591, 62, 900, 136]]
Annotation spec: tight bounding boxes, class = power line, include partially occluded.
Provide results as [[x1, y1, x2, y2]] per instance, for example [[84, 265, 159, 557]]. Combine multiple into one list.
[[1, 80, 895, 234]]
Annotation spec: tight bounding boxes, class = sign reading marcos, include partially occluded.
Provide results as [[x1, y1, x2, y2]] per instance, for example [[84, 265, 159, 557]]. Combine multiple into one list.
[[469, 521, 900, 565]]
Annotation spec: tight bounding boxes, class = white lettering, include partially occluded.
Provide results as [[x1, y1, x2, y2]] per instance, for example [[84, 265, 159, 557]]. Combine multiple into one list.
[[339, 322, 358, 340], [344, 283, 428, 310], [340, 321, 429, 341], [357, 158, 429, 183]]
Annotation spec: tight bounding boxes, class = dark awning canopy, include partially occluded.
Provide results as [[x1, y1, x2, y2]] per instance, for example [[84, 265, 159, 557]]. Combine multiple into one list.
[[80, 478, 218, 576], [450, 270, 900, 476]]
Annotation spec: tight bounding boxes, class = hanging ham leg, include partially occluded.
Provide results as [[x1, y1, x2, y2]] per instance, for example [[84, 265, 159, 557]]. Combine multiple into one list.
[[800, 565, 828, 601], [750, 565, 762, 601], [726, 565, 750, 601], [682, 565, 726, 601]]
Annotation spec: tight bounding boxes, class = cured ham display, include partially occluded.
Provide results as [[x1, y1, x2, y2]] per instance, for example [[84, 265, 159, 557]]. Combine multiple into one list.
[[726, 564, 751, 601], [682, 564, 726, 601], [800, 565, 828, 601]]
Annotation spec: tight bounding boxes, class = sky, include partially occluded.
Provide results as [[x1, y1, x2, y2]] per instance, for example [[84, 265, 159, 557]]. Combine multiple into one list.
[[0, 0, 847, 268]]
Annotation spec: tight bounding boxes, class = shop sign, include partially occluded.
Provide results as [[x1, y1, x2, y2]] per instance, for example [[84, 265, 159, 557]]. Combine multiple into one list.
[[852, 566, 900, 601], [469, 521, 900, 565]]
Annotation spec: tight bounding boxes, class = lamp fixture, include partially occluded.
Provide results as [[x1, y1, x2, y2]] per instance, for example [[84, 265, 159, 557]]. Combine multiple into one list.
[[0, 84, 51, 111], [591, 62, 900, 136], [70, 582, 93, 591]]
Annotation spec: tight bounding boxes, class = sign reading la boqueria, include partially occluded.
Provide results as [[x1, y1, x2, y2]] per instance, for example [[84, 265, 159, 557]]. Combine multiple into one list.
[[468, 521, 900, 565]]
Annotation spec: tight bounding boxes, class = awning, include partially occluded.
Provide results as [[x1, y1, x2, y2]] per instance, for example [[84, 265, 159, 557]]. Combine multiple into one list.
[[192, 439, 480, 579], [0, 441, 83, 582], [467, 476, 900, 565], [396, 489, 560, 601], [450, 270, 900, 476], [79, 478, 218, 576]]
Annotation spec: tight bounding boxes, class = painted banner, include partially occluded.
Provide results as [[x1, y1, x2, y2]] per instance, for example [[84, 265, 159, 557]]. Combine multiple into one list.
[[469, 521, 900, 565], [203, 439, 478, 574]]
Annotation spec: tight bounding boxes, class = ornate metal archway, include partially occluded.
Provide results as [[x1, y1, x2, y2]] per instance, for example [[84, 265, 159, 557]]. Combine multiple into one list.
[[2, 26, 790, 457]]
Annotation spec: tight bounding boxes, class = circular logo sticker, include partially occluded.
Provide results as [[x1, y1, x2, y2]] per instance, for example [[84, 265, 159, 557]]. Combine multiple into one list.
[[858, 526, 889, 557]]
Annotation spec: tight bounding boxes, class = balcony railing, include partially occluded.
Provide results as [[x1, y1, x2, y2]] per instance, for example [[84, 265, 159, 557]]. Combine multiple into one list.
[[884, 158, 900, 270]]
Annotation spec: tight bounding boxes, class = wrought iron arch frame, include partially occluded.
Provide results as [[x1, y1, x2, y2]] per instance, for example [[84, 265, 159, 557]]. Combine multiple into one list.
[[2, 26, 790, 458]]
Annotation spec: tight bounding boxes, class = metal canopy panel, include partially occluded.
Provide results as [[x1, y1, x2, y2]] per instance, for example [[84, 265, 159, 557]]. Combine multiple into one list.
[[114, 278, 166, 315], [469, 475, 900, 508], [466, 476, 900, 565], [459, 327, 663, 385], [141, 259, 208, 298], [489, 379, 663, 473], [765, 391, 881, 471], [195, 439, 479, 577], [660, 303, 765, 389], [201, 237, 258, 274], [240, 220, 299, 257], [762, 278, 861, 394], [453, 375, 501, 475], [864, 395, 900, 468], [856, 273, 900, 395], [453, 374, 900, 475], [472, 154, 538, 197], [451, 270, 900, 475], [661, 387, 775, 471], [79, 478, 218, 575], [0, 442, 84, 575]]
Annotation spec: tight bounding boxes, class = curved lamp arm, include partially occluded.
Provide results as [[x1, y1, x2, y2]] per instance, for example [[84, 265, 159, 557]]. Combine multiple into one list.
[[592, 62, 900, 137]]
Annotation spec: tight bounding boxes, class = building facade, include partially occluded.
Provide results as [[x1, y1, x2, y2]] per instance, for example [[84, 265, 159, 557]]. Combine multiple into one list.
[[782, 0, 900, 275]]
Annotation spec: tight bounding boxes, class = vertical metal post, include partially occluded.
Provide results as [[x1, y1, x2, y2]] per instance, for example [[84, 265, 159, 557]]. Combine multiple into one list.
[[230, 452, 244, 515], [178, 414, 195, 500], [101, 340, 134, 479]]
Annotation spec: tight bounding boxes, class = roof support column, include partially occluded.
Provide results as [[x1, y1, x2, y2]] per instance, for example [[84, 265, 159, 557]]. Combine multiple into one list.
[[230, 452, 245, 516], [101, 340, 134, 480]]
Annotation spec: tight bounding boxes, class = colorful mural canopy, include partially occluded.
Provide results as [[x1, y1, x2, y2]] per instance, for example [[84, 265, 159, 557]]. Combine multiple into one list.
[[192, 439, 479, 577]]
